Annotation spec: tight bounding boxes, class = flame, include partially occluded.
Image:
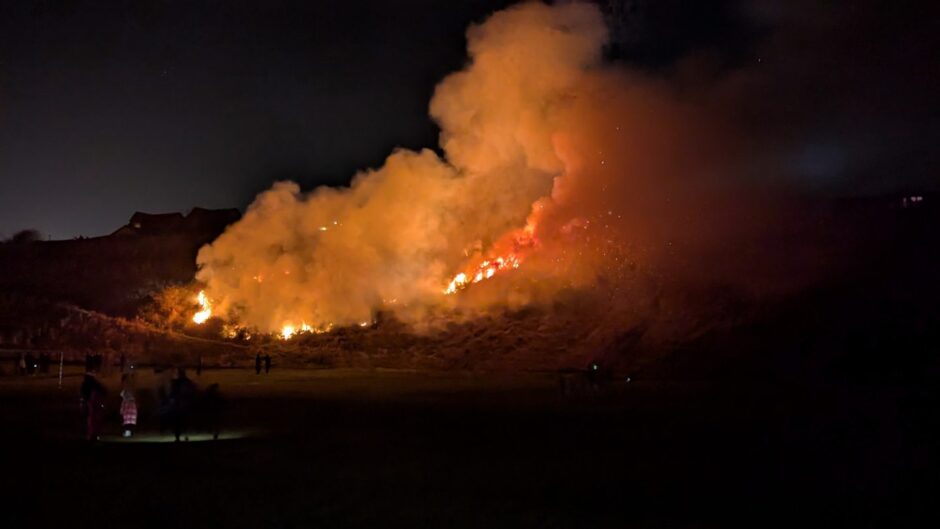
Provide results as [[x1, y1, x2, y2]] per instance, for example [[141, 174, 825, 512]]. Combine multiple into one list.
[[442, 250, 526, 295], [279, 321, 331, 339], [192, 290, 212, 324], [443, 223, 535, 295]]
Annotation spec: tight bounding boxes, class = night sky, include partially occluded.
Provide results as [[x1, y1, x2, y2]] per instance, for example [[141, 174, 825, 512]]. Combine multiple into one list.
[[0, 0, 936, 239]]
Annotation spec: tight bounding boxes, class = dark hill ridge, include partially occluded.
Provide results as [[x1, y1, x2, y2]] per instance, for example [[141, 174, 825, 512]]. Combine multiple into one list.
[[0, 208, 239, 315]]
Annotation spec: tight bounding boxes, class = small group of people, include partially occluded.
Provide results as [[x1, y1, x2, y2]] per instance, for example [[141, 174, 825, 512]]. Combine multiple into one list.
[[79, 366, 224, 442], [255, 353, 272, 375], [79, 372, 138, 441], [156, 368, 225, 441], [12, 352, 53, 376]]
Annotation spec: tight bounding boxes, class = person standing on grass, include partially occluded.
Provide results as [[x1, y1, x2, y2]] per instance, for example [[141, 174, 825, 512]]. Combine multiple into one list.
[[203, 383, 224, 440], [255, 353, 262, 375], [264, 354, 271, 374], [120, 388, 138, 438], [157, 385, 170, 435], [122, 354, 133, 378], [80, 373, 106, 441], [170, 368, 197, 442]]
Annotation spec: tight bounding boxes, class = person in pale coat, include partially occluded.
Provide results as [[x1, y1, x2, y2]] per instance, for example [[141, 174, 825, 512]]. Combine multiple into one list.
[[120, 388, 138, 438]]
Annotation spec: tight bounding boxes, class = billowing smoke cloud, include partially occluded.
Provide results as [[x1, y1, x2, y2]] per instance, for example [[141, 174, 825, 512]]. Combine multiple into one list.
[[195, 1, 819, 335]]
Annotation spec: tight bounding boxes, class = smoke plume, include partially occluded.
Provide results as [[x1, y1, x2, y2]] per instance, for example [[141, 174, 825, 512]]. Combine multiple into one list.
[[195, 1, 816, 335]]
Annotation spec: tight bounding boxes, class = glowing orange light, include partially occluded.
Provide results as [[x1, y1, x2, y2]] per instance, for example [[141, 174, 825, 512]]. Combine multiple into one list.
[[193, 290, 212, 324]]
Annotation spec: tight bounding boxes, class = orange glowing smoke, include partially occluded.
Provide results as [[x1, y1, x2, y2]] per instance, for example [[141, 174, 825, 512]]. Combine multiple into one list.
[[192, 2, 618, 331]]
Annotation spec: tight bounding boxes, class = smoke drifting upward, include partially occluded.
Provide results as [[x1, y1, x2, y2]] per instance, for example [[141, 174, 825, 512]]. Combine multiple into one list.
[[195, 1, 812, 335]]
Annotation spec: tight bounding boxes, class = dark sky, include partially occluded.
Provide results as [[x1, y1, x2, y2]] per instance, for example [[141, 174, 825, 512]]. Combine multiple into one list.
[[0, 0, 936, 239]]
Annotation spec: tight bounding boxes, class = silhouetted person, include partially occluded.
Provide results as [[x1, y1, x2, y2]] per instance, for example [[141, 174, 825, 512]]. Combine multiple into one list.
[[39, 352, 50, 374], [255, 354, 262, 375], [264, 354, 271, 374], [17, 354, 26, 376], [157, 385, 170, 434], [122, 354, 133, 377], [170, 368, 197, 442], [79, 374, 106, 441], [84, 353, 92, 372], [25, 353, 35, 375], [196, 355, 203, 376], [203, 383, 224, 440], [119, 353, 126, 373]]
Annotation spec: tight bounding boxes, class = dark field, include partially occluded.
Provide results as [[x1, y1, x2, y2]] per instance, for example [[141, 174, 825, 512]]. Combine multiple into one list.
[[0, 367, 933, 528]]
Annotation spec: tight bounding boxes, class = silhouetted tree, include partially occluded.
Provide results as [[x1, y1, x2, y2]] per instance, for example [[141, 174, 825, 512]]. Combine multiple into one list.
[[8, 229, 43, 243]]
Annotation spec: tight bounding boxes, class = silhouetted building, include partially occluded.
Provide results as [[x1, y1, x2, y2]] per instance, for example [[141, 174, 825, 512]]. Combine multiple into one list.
[[111, 212, 186, 236], [110, 208, 239, 238]]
